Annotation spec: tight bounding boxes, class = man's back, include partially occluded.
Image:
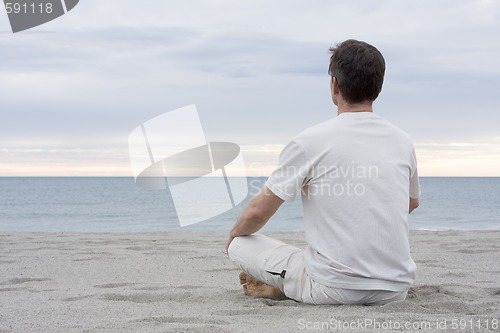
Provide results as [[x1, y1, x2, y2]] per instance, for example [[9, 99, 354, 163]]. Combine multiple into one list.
[[266, 112, 419, 291], [228, 39, 420, 305]]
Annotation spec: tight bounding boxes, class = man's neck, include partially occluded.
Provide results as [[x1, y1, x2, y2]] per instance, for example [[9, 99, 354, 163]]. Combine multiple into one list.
[[337, 100, 373, 116]]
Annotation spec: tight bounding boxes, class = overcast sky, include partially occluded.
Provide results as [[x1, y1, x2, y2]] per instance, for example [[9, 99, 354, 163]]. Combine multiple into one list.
[[1, 0, 499, 176]]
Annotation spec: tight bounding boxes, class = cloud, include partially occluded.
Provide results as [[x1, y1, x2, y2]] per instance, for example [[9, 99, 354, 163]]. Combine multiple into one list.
[[0, 0, 499, 176], [0, 26, 200, 74], [0, 146, 130, 176], [416, 137, 500, 176], [166, 33, 327, 78]]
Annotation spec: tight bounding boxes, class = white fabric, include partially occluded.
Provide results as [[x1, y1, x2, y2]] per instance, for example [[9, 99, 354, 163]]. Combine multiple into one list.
[[228, 234, 408, 305], [266, 112, 420, 292]]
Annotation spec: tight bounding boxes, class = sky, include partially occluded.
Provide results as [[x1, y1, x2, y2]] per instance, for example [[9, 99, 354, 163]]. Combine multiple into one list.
[[0, 0, 499, 177]]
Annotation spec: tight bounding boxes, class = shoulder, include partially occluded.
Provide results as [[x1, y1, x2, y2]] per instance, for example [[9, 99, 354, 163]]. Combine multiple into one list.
[[381, 117, 415, 145], [364, 113, 413, 141], [293, 117, 338, 142]]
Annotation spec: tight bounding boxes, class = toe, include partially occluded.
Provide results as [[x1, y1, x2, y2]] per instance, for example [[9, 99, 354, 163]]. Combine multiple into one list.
[[239, 271, 247, 285]]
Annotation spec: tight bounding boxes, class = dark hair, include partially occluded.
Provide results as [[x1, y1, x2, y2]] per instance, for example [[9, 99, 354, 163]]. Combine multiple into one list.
[[328, 39, 385, 103]]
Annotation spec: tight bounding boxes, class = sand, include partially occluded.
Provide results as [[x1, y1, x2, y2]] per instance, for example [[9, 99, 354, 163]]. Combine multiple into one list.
[[0, 231, 499, 333]]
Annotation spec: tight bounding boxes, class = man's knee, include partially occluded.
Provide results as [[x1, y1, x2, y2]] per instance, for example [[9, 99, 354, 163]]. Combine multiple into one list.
[[228, 234, 269, 266], [227, 235, 248, 261], [227, 238, 237, 259]]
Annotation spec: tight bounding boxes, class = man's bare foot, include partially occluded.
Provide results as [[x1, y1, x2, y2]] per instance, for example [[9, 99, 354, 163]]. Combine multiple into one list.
[[238, 272, 286, 300], [239, 271, 247, 285]]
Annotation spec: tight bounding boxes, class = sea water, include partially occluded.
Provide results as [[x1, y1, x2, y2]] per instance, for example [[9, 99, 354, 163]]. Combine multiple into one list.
[[0, 177, 499, 232]]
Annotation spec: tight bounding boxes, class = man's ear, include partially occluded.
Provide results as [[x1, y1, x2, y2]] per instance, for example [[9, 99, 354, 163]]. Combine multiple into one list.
[[332, 77, 340, 95]]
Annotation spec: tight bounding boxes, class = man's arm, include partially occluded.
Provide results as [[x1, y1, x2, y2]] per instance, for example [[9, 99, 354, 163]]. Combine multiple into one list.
[[225, 186, 284, 253], [409, 197, 419, 213]]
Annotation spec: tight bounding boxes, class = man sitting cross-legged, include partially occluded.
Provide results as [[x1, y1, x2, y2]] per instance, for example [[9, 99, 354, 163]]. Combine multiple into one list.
[[225, 39, 420, 305]]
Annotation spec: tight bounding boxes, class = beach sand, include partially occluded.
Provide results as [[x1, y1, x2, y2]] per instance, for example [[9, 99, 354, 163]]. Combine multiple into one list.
[[1, 231, 499, 333]]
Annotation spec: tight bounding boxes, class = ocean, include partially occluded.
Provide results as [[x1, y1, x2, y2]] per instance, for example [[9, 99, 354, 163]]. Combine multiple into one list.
[[0, 177, 499, 232]]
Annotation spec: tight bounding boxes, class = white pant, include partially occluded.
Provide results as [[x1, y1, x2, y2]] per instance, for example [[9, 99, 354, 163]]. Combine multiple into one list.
[[228, 234, 408, 305]]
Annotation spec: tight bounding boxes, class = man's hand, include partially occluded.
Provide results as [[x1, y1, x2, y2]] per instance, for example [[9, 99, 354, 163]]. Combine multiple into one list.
[[225, 186, 284, 254], [225, 229, 238, 254], [409, 197, 419, 213]]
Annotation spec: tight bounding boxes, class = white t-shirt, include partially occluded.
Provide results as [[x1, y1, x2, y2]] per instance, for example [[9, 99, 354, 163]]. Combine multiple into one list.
[[266, 112, 420, 291]]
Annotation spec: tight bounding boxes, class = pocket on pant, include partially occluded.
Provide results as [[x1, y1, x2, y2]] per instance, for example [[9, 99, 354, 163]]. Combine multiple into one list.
[[281, 251, 307, 302], [257, 249, 288, 288]]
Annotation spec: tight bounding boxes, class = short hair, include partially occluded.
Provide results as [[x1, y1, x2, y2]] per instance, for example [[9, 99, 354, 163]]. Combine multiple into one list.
[[328, 39, 385, 104]]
